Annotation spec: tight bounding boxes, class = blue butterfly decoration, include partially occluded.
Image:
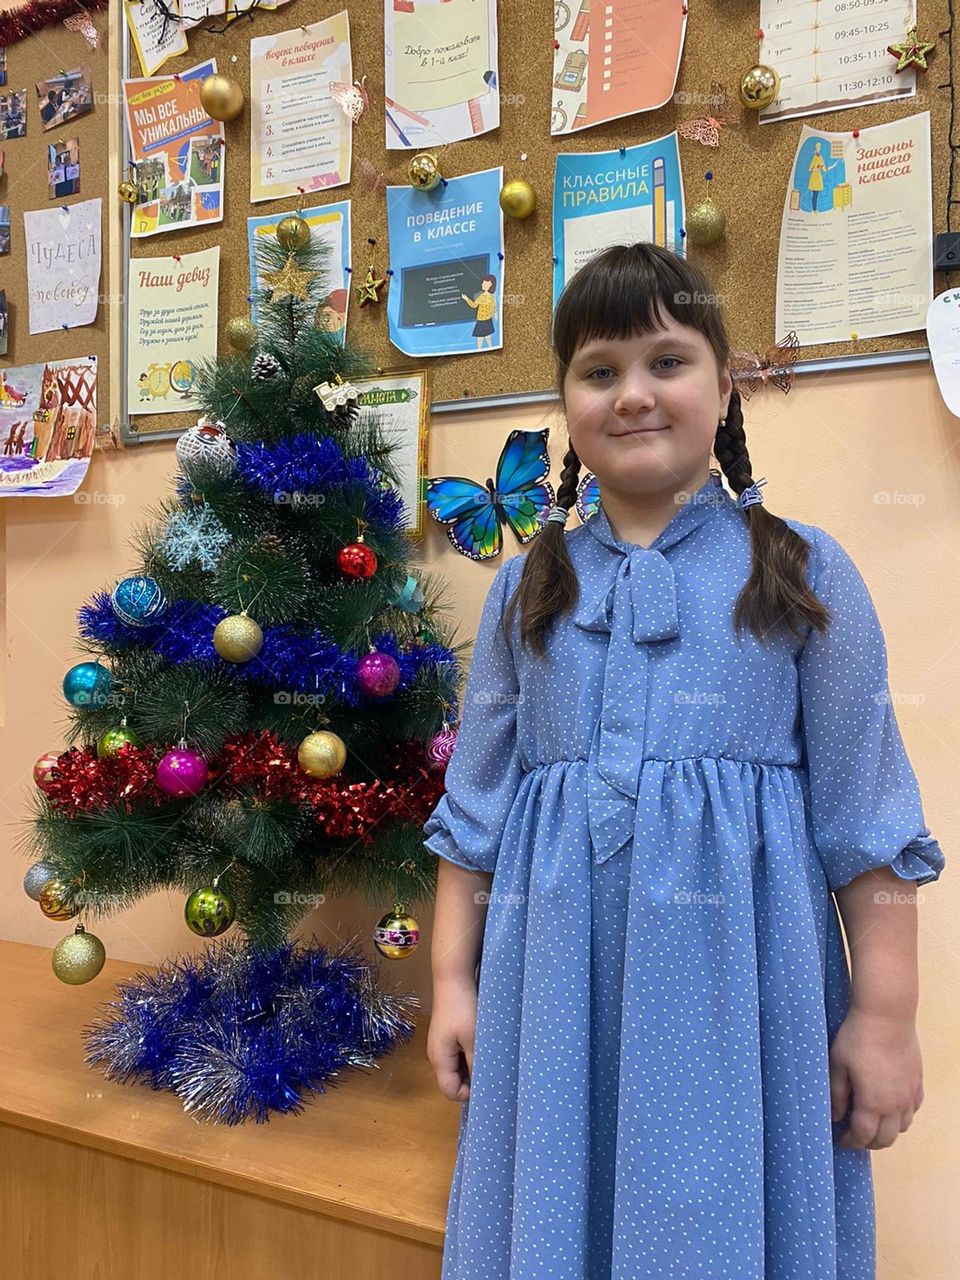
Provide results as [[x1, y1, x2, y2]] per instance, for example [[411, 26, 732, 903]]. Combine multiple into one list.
[[576, 470, 601, 523], [426, 428, 555, 560]]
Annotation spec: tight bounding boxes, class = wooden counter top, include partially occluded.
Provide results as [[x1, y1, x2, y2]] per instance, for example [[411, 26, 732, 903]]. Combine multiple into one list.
[[0, 939, 459, 1248]]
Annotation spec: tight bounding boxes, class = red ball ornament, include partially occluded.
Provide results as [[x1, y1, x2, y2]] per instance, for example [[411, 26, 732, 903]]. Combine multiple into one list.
[[337, 540, 378, 579], [355, 650, 400, 697], [33, 751, 61, 792]]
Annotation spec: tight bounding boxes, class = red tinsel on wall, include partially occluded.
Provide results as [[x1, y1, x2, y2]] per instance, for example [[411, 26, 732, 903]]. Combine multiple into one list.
[[41, 731, 448, 843], [0, 0, 109, 48]]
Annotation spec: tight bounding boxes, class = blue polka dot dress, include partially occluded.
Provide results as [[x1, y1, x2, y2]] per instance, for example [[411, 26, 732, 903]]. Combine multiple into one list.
[[422, 468, 945, 1280]]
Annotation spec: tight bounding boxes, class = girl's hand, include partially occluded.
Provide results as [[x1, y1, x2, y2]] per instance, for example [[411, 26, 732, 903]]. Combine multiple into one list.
[[828, 1007, 923, 1149], [428, 975, 478, 1102]]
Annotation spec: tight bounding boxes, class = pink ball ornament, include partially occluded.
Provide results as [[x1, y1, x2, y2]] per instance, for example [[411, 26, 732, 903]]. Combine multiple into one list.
[[426, 725, 458, 771], [355, 650, 400, 698], [156, 747, 208, 797], [33, 751, 61, 791]]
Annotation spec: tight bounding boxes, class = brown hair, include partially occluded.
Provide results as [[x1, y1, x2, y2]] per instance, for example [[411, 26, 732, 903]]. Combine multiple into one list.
[[503, 242, 830, 659]]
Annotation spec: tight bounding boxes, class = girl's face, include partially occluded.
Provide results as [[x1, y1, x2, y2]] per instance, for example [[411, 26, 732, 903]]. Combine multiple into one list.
[[561, 310, 732, 493]]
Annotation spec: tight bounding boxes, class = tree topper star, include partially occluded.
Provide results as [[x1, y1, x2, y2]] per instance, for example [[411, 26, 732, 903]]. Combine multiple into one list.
[[262, 254, 317, 303], [887, 26, 936, 73]]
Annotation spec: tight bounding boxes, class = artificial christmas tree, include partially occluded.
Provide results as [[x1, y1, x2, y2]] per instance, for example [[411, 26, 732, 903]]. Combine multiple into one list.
[[21, 216, 466, 1123]]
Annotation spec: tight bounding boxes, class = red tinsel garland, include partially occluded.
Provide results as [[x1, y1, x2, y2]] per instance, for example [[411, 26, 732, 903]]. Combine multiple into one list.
[[0, 0, 109, 48], [41, 731, 448, 841]]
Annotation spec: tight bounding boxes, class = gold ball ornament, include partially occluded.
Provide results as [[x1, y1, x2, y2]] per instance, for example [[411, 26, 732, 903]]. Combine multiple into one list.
[[685, 198, 726, 247], [213, 613, 264, 663], [39, 878, 79, 921], [200, 73, 244, 122], [408, 151, 442, 191], [118, 179, 139, 204], [276, 213, 311, 252], [297, 730, 348, 779], [185, 882, 236, 937], [373, 902, 420, 959], [52, 924, 106, 985], [500, 179, 537, 219], [225, 315, 258, 352], [739, 64, 781, 110], [97, 726, 141, 758]]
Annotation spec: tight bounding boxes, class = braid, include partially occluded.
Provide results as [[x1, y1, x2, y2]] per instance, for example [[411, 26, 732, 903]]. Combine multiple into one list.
[[714, 386, 830, 643], [503, 443, 582, 658]]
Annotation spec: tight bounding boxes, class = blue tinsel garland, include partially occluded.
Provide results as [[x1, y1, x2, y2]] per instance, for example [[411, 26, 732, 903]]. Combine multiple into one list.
[[83, 936, 420, 1124], [77, 593, 459, 707]]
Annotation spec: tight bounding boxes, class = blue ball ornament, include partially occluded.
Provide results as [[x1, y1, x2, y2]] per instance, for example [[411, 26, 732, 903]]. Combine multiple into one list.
[[111, 575, 167, 627], [63, 661, 113, 709]]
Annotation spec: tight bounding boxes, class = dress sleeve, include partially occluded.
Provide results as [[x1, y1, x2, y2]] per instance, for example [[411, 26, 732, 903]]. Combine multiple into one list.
[[422, 558, 524, 875], [797, 528, 945, 894]]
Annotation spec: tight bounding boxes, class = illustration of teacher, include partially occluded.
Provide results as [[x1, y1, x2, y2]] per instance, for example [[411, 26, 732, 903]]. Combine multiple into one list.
[[807, 141, 839, 213], [461, 274, 497, 349]]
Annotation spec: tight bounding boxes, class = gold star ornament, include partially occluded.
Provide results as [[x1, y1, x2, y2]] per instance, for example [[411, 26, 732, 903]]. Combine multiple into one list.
[[262, 254, 317, 302], [356, 265, 387, 306], [887, 26, 936, 73]]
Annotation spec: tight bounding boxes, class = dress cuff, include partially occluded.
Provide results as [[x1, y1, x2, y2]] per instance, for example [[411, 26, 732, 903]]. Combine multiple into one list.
[[423, 807, 495, 875], [888, 833, 945, 885]]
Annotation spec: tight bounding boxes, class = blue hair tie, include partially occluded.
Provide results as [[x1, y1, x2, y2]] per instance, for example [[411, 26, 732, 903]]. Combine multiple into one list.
[[738, 477, 767, 510], [545, 504, 570, 526]]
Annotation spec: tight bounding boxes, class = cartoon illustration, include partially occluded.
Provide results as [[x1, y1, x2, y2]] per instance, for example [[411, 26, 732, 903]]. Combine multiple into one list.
[[800, 139, 844, 214], [460, 273, 498, 349]]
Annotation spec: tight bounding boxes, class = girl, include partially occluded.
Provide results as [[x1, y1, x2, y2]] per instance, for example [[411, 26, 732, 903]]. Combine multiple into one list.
[[424, 242, 944, 1280]]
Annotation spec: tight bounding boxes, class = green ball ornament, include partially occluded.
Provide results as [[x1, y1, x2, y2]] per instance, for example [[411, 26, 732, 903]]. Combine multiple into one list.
[[97, 726, 141, 758], [185, 882, 236, 937], [52, 924, 106, 984]]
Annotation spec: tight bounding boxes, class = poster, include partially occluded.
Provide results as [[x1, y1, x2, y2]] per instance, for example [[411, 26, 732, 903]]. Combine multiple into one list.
[[759, 0, 916, 125], [127, 245, 220, 415], [122, 58, 225, 238], [249, 13, 353, 203], [552, 0, 687, 135], [247, 201, 351, 336], [123, 0, 189, 77], [354, 371, 428, 534], [0, 356, 97, 497], [553, 135, 685, 306], [385, 166, 505, 357], [23, 197, 102, 335], [384, 0, 499, 149], [775, 113, 933, 345]]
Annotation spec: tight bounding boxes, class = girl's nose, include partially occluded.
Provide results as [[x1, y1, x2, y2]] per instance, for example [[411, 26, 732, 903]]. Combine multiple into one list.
[[613, 375, 656, 414]]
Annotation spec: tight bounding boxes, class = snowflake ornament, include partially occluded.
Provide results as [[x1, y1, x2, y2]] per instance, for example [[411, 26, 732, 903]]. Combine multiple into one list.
[[158, 505, 233, 573]]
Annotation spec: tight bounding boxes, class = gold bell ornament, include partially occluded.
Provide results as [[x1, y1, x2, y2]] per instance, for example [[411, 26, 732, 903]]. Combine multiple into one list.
[[739, 64, 780, 111], [684, 172, 726, 247], [276, 213, 312, 252], [297, 730, 348, 779], [200, 73, 244, 122], [373, 902, 420, 959], [213, 612, 264, 663], [52, 923, 106, 985], [499, 179, 537, 219], [408, 151, 442, 191]]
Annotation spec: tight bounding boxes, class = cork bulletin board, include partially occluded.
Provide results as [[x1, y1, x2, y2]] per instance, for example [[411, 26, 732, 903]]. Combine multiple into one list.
[[0, 1, 121, 440], [119, 0, 950, 442]]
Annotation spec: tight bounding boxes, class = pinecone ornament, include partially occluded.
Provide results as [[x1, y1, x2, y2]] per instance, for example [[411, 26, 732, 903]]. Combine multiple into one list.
[[251, 352, 282, 381]]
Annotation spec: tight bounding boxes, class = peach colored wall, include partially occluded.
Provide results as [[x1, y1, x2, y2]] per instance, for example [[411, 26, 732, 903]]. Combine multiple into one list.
[[0, 366, 956, 1275]]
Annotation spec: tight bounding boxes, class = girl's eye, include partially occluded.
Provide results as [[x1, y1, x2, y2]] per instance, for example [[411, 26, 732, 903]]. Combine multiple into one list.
[[656, 357, 683, 370], [587, 367, 615, 381]]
